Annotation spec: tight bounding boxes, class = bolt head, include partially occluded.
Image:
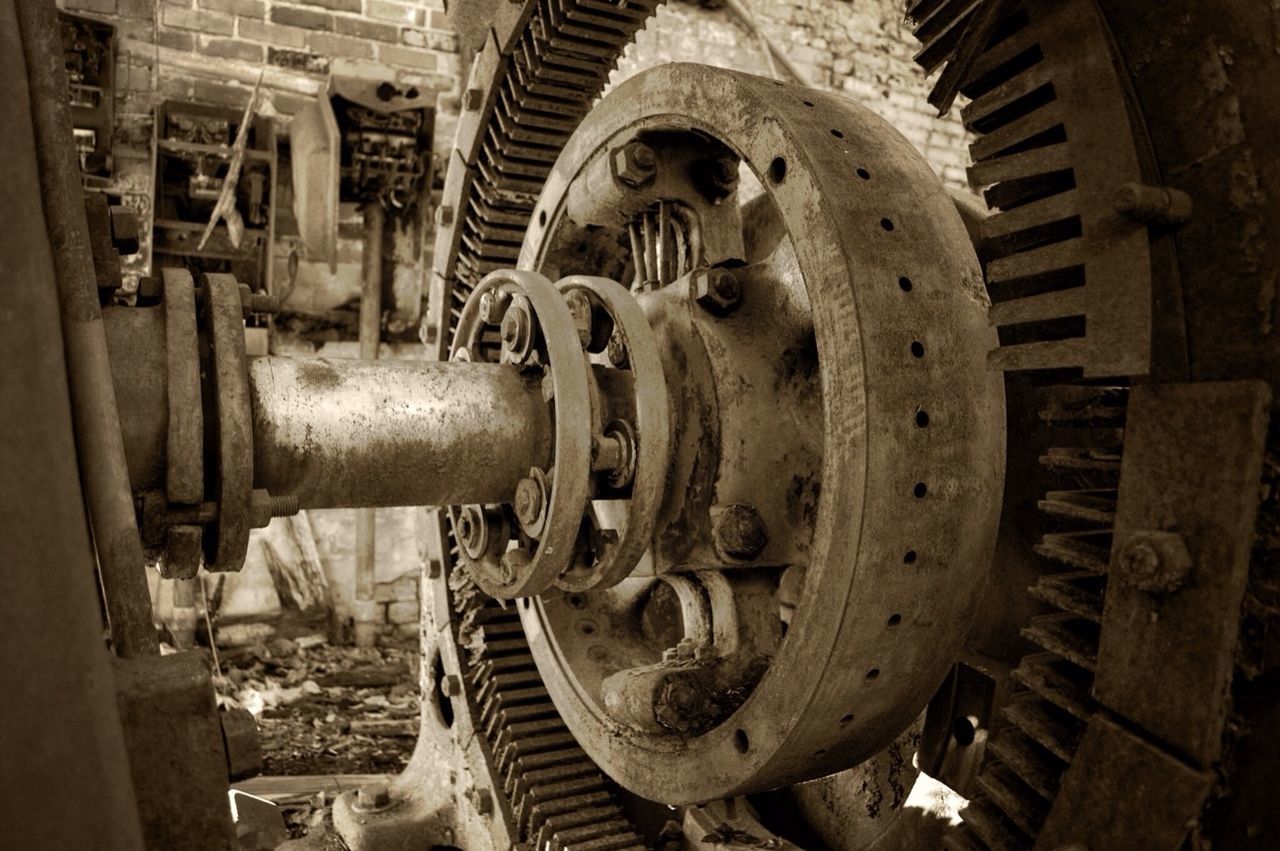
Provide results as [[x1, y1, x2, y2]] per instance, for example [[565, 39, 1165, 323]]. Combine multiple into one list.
[[463, 87, 483, 111], [467, 786, 494, 815], [564, 289, 594, 347], [356, 783, 391, 810], [109, 205, 140, 255], [441, 674, 462, 697], [606, 332, 628, 368], [514, 477, 544, 528], [612, 141, 657, 187], [713, 503, 768, 560], [693, 268, 741, 316], [1117, 531, 1191, 594]]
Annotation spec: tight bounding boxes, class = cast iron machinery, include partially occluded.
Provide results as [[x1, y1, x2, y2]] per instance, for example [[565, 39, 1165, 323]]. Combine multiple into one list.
[[3, 0, 1280, 849]]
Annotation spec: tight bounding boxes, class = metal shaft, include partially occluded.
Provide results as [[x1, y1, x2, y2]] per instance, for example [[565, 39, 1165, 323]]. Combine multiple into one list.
[[248, 357, 554, 510]]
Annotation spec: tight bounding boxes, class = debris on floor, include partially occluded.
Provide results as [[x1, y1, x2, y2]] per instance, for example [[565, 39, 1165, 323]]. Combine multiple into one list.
[[214, 634, 420, 841]]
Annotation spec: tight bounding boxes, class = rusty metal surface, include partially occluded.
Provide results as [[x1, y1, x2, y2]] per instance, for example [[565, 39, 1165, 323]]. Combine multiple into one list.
[[1092, 381, 1270, 765], [916, 0, 1155, 378], [0, 0, 145, 842], [16, 0, 157, 657], [163, 268, 204, 505], [448, 268, 594, 597], [554, 275, 670, 592], [1036, 714, 1212, 850], [113, 651, 236, 850], [203, 272, 254, 573], [516, 63, 1005, 804], [248, 356, 552, 510]]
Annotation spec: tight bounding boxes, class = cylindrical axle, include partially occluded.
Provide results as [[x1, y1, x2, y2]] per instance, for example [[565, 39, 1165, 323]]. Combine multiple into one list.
[[248, 356, 553, 510]]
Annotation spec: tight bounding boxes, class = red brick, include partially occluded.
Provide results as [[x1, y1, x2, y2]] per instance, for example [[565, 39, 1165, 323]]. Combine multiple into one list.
[[377, 43, 438, 71], [307, 32, 375, 60], [296, 0, 360, 12], [199, 37, 266, 63], [162, 6, 234, 35], [269, 5, 331, 30], [334, 16, 398, 43], [198, 0, 265, 18]]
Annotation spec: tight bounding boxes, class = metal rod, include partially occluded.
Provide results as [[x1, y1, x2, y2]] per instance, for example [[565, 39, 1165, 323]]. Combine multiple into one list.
[[248, 357, 554, 509], [355, 204, 384, 647], [17, 0, 157, 657]]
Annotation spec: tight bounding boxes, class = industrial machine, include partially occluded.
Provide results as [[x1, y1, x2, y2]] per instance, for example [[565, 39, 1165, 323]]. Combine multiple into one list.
[[2, 0, 1278, 849]]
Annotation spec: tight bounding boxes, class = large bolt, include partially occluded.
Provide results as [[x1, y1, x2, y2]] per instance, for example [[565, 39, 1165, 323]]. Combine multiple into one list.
[[606, 331, 628, 368], [500, 296, 535, 363], [249, 489, 300, 529], [514, 475, 546, 532], [356, 783, 391, 811], [1115, 531, 1191, 594], [467, 786, 494, 816], [612, 141, 657, 188], [440, 674, 462, 697], [1115, 182, 1192, 227], [479, 288, 511, 326], [693, 267, 741, 316], [564, 289, 594, 347], [707, 155, 740, 196], [713, 503, 768, 561]]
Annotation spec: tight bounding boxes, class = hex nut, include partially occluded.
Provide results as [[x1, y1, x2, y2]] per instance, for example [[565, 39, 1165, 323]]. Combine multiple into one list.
[[713, 503, 768, 560], [462, 87, 484, 111], [441, 674, 462, 697], [356, 783, 391, 811], [564, 289, 594, 347], [514, 476, 545, 530], [467, 786, 494, 816], [693, 268, 741, 316], [612, 141, 657, 188]]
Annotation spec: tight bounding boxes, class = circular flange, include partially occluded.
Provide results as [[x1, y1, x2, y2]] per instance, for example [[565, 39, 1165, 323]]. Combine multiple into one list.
[[554, 275, 670, 593], [516, 64, 1006, 803], [449, 268, 593, 598], [201, 272, 253, 572]]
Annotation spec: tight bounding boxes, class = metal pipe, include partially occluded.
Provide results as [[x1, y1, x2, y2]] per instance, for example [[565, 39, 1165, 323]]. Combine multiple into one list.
[[248, 357, 554, 509], [16, 0, 157, 657], [355, 205, 383, 647]]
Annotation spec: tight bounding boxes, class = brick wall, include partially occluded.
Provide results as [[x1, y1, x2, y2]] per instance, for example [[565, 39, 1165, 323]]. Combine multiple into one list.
[[612, 0, 972, 188], [57, 0, 463, 285]]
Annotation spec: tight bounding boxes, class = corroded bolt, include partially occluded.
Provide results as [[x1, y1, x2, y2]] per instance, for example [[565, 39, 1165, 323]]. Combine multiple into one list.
[[612, 141, 657, 188], [467, 786, 494, 816], [1114, 182, 1192, 227], [564, 289, 594, 347], [462, 87, 484, 111], [249, 489, 300, 528], [435, 204, 454, 227], [708, 155, 740, 194], [500, 297, 534, 363], [606, 331, 628, 367], [713, 503, 768, 560], [693, 267, 741, 316], [514, 476, 545, 529], [356, 783, 391, 810], [441, 674, 462, 697], [455, 504, 486, 555], [1115, 531, 1191, 594], [479, 288, 511, 326]]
